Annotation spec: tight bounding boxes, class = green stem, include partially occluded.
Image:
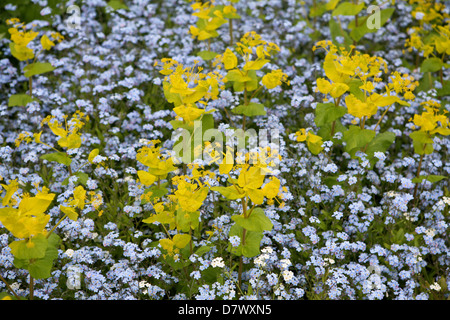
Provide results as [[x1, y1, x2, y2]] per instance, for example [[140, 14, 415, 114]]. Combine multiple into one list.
[[413, 150, 425, 206], [47, 214, 68, 238], [237, 196, 248, 290], [0, 273, 21, 300], [229, 19, 233, 47], [29, 77, 33, 98], [330, 97, 342, 137], [360, 116, 366, 130], [29, 275, 33, 300], [243, 88, 248, 130]]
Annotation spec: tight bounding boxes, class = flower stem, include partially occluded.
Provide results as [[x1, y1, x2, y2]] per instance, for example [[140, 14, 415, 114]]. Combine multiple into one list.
[[229, 19, 233, 47], [237, 196, 248, 290], [0, 273, 21, 300], [413, 150, 425, 206], [29, 275, 34, 300]]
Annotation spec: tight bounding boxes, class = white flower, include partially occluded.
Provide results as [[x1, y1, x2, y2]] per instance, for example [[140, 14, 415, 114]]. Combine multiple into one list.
[[139, 280, 150, 288], [65, 249, 75, 258], [443, 197, 450, 205], [430, 282, 441, 291], [211, 257, 225, 268], [279, 259, 292, 270], [254, 254, 270, 268], [425, 228, 435, 238], [261, 246, 273, 254], [387, 191, 398, 198], [10, 282, 20, 291], [282, 270, 294, 282], [323, 258, 335, 266]]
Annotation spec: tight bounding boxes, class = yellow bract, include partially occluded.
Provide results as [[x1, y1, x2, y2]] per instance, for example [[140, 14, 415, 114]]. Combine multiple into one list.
[[7, 18, 62, 62], [295, 129, 324, 155], [41, 34, 55, 50], [222, 48, 238, 70], [412, 101, 450, 135], [136, 141, 176, 179], [158, 59, 223, 123], [40, 111, 88, 150], [0, 188, 55, 239], [173, 179, 209, 212], [262, 69, 288, 90]]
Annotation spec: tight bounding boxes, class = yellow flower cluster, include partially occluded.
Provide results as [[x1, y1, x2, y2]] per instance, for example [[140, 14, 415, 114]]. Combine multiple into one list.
[[0, 181, 55, 240], [314, 41, 414, 121], [218, 31, 288, 91], [7, 18, 63, 61], [156, 58, 224, 124], [411, 100, 450, 135], [40, 111, 89, 150]]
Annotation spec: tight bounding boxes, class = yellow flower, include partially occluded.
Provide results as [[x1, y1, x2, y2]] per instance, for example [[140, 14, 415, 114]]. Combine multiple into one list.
[[40, 34, 55, 50], [136, 142, 176, 179], [1, 179, 19, 206], [412, 101, 450, 135], [0, 190, 55, 239], [222, 48, 238, 70], [345, 94, 378, 119], [262, 69, 288, 89], [9, 28, 38, 47], [295, 129, 324, 155], [173, 104, 206, 124], [174, 180, 208, 212], [237, 166, 266, 205], [262, 177, 280, 199], [9, 42, 34, 61]]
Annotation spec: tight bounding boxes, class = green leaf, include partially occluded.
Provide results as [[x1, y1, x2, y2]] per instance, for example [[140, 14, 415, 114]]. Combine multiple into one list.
[[9, 234, 48, 260], [40, 152, 72, 166], [141, 186, 169, 203], [409, 131, 433, 144], [343, 126, 376, 156], [13, 233, 60, 279], [8, 94, 36, 107], [232, 102, 266, 117], [364, 131, 396, 158], [197, 50, 219, 61], [228, 224, 263, 258], [421, 57, 444, 73], [231, 208, 273, 232], [410, 131, 434, 155], [332, 2, 365, 16], [176, 209, 200, 232], [23, 62, 55, 77], [317, 119, 347, 141], [310, 3, 327, 17], [436, 80, 450, 96], [314, 103, 347, 127], [225, 69, 252, 82], [348, 79, 365, 100], [107, 0, 129, 10], [411, 175, 447, 184], [62, 172, 89, 186], [173, 234, 191, 249], [195, 245, 211, 256], [202, 266, 222, 284]]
